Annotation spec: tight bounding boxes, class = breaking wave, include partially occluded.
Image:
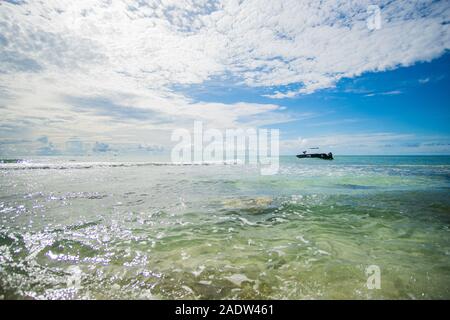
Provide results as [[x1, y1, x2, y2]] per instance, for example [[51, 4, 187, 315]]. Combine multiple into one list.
[[0, 160, 243, 170]]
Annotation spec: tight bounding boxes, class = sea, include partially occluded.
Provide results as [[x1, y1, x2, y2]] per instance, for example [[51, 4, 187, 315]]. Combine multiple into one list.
[[0, 155, 449, 299]]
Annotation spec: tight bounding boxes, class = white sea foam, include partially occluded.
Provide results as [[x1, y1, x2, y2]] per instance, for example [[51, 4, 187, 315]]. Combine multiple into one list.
[[0, 160, 241, 170]]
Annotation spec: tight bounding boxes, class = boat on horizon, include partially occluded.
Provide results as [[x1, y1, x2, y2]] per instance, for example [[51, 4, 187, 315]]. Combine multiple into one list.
[[296, 151, 333, 160]]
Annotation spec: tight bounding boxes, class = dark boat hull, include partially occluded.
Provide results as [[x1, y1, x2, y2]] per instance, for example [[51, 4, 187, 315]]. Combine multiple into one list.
[[296, 153, 333, 160]]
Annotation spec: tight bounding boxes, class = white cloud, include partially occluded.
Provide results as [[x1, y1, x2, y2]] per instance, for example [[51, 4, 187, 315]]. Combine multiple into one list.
[[0, 0, 449, 154], [364, 90, 402, 97]]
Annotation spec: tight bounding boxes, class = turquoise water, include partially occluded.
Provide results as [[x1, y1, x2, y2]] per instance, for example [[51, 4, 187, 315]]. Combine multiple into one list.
[[0, 156, 449, 299]]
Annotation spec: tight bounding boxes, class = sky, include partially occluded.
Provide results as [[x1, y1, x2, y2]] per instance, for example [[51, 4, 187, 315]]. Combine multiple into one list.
[[0, 0, 449, 156]]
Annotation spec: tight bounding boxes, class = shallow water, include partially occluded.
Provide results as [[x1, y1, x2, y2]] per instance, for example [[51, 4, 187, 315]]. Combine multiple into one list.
[[0, 156, 449, 299]]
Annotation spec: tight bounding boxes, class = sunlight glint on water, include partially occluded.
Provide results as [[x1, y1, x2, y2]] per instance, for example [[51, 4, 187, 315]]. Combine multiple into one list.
[[0, 156, 449, 299]]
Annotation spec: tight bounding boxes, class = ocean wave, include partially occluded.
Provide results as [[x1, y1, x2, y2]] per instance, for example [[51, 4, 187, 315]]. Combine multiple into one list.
[[0, 160, 242, 170]]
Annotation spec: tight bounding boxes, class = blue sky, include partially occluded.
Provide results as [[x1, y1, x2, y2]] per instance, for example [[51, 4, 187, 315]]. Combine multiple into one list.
[[0, 0, 449, 156], [172, 52, 450, 155], [180, 53, 450, 151]]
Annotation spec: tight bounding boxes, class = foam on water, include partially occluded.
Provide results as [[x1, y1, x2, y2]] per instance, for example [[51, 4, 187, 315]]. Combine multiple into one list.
[[0, 160, 243, 170]]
